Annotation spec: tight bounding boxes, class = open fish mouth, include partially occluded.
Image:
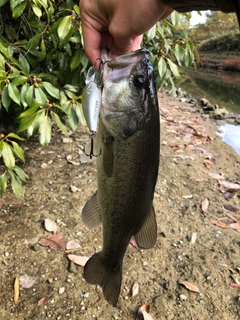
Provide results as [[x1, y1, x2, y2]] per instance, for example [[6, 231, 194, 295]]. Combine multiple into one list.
[[101, 48, 151, 83]]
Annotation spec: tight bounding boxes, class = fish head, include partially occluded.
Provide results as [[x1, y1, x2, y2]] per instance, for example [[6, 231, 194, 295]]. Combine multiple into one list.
[[101, 49, 157, 139]]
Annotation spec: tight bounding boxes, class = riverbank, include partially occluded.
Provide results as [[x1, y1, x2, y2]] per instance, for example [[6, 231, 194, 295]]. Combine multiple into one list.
[[0, 91, 240, 319], [198, 53, 240, 72]]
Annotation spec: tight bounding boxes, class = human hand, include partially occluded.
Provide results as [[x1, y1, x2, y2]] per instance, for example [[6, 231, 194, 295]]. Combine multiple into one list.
[[79, 0, 173, 65]]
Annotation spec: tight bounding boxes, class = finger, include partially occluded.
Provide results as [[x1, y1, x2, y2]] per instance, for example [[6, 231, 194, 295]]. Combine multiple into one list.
[[81, 24, 102, 64], [131, 35, 143, 51], [109, 35, 133, 57], [159, 7, 174, 20]]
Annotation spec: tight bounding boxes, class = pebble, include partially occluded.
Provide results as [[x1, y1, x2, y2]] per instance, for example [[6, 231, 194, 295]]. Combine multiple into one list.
[[188, 232, 197, 244], [41, 163, 48, 169], [4, 252, 9, 257], [68, 261, 78, 274], [82, 292, 89, 298], [62, 137, 73, 143], [143, 261, 148, 266], [32, 243, 42, 251], [59, 287, 65, 295], [179, 294, 187, 301]]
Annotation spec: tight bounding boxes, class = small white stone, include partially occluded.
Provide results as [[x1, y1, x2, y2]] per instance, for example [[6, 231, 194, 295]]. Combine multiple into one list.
[[180, 294, 187, 301], [59, 287, 65, 295]]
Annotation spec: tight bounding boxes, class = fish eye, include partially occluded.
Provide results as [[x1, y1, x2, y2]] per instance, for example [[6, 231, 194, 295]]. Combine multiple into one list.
[[133, 75, 145, 88]]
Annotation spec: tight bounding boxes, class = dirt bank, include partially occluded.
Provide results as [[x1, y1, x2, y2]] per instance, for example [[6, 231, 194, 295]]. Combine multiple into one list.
[[0, 90, 240, 319]]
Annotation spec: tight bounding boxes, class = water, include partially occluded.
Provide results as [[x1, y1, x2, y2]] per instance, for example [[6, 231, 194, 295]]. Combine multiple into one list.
[[175, 68, 240, 155], [218, 123, 240, 155]]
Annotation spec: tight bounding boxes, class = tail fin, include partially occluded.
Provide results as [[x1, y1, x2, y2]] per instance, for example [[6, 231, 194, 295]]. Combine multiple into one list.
[[83, 252, 122, 306]]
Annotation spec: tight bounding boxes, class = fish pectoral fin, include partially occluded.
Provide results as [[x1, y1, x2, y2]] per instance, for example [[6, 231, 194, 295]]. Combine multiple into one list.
[[103, 139, 114, 178], [81, 191, 102, 229], [134, 204, 157, 249]]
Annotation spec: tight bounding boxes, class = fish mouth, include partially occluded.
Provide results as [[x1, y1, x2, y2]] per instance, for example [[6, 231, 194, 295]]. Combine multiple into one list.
[[101, 48, 150, 83], [104, 48, 149, 69]]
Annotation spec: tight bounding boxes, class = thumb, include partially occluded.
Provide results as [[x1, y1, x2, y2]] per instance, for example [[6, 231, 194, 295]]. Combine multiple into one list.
[[109, 35, 143, 58]]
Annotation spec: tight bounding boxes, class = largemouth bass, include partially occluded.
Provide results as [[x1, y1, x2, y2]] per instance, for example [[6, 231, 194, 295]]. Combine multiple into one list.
[[82, 48, 160, 306]]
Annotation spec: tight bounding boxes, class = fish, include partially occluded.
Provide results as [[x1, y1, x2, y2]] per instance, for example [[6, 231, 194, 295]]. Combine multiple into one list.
[[81, 48, 160, 306]]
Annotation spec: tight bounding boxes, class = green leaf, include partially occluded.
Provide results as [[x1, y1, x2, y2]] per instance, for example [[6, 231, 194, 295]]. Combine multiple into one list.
[[174, 44, 184, 65], [67, 108, 78, 131], [39, 115, 52, 146], [20, 83, 29, 108], [2, 86, 11, 111], [0, 37, 11, 58], [10, 0, 27, 19], [158, 56, 167, 79], [2, 142, 15, 169], [10, 141, 25, 161], [169, 76, 177, 97], [8, 83, 21, 105], [19, 53, 30, 74], [53, 112, 68, 136], [11, 75, 28, 86], [18, 113, 38, 132], [0, 52, 5, 69], [9, 170, 22, 198], [167, 59, 180, 78], [171, 11, 180, 26], [7, 133, 25, 141], [75, 102, 87, 126], [42, 82, 60, 99], [63, 84, 80, 92], [32, 4, 42, 18], [0, 172, 7, 196], [39, 39, 46, 61], [164, 39, 171, 54], [18, 103, 41, 118], [146, 25, 157, 42], [73, 4, 80, 14], [14, 165, 28, 182], [22, 110, 45, 136], [70, 49, 82, 71], [64, 90, 78, 100], [26, 33, 42, 51], [34, 86, 47, 105], [7, 68, 20, 79], [0, 0, 8, 7], [25, 85, 35, 106], [8, 46, 13, 58], [57, 16, 72, 40], [0, 140, 3, 157]]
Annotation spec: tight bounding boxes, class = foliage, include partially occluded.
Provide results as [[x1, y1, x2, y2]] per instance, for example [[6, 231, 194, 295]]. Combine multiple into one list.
[[0, 133, 27, 197], [190, 12, 238, 44], [0, 0, 88, 196], [143, 11, 199, 93], [198, 33, 240, 53], [205, 12, 238, 34], [0, 1, 197, 197]]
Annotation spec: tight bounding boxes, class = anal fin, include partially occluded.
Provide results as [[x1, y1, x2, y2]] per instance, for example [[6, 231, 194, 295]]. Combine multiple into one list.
[[134, 204, 157, 249], [81, 191, 101, 229]]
